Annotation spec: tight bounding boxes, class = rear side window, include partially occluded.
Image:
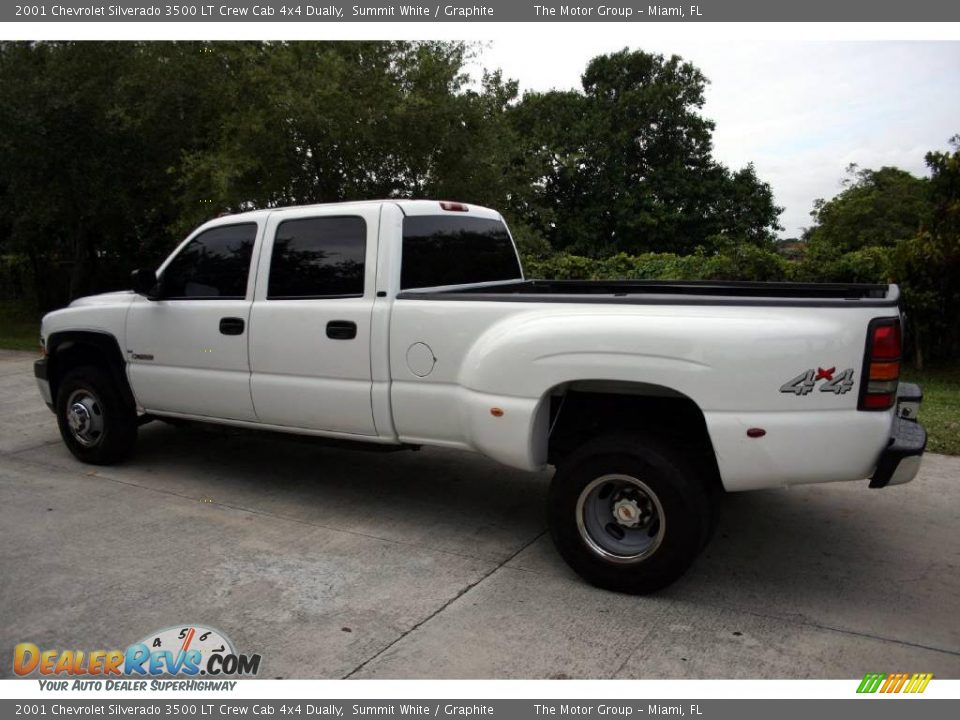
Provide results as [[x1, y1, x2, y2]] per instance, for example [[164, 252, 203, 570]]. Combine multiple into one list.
[[162, 223, 257, 299], [401, 215, 521, 290], [268, 216, 366, 299]]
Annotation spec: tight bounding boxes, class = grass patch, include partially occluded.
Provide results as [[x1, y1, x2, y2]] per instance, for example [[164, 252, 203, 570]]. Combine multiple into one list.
[[0, 301, 41, 352], [902, 366, 960, 456]]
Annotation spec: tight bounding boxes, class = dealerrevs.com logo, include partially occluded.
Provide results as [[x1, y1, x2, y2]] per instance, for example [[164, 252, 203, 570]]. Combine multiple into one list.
[[13, 625, 261, 687]]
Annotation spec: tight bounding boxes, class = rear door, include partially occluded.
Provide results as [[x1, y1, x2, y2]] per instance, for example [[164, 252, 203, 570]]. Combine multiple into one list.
[[126, 222, 260, 421], [248, 204, 380, 435]]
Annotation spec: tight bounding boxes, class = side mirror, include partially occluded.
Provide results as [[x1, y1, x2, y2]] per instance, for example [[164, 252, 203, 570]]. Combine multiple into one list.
[[131, 268, 158, 298]]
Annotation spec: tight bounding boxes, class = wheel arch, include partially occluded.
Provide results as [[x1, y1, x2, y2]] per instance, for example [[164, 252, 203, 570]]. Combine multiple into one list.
[[536, 379, 724, 494], [46, 331, 136, 410]]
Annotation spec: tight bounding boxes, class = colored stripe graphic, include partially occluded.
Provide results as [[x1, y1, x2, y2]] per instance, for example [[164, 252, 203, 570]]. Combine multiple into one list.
[[891, 673, 909, 693], [857, 672, 932, 693], [906, 673, 934, 693]]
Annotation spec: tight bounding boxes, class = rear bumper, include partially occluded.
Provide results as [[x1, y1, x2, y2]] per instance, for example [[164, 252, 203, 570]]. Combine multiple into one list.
[[34, 358, 54, 410], [869, 383, 926, 488]]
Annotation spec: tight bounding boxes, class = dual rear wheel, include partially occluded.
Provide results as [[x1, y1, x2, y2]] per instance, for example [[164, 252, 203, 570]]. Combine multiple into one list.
[[549, 433, 714, 594]]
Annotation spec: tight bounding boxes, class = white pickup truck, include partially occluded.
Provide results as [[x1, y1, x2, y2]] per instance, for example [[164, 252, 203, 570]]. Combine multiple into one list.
[[35, 200, 926, 593]]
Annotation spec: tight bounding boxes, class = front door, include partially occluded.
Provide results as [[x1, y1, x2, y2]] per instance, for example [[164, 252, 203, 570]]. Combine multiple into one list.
[[126, 222, 260, 422]]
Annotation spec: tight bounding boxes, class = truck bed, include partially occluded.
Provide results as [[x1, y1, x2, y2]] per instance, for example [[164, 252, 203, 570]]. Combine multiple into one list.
[[397, 279, 899, 307]]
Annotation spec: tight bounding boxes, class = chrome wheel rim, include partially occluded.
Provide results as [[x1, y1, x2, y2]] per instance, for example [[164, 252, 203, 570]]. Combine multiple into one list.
[[65, 389, 105, 447], [576, 474, 665, 562]]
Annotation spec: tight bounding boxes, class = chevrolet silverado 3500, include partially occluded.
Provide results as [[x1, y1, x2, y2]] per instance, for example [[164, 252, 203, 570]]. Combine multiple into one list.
[[35, 200, 927, 592]]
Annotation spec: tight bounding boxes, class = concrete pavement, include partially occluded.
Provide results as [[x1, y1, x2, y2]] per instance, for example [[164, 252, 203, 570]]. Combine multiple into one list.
[[0, 350, 958, 678]]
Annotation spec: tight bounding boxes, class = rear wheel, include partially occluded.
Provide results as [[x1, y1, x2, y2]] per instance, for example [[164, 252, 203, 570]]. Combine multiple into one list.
[[55, 365, 137, 464], [548, 433, 712, 594]]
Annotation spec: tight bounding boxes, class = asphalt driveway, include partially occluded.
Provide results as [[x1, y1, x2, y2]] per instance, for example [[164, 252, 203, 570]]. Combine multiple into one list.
[[1, 349, 958, 678]]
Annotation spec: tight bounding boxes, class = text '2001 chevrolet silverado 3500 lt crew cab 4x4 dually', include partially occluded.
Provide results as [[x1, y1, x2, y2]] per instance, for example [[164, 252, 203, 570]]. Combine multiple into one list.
[[34, 200, 927, 593]]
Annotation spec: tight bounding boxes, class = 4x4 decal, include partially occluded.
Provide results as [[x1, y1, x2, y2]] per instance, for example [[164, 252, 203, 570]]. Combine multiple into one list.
[[780, 367, 855, 395]]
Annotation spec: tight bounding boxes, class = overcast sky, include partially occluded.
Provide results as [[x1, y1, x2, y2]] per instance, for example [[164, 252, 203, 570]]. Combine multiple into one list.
[[475, 40, 960, 238]]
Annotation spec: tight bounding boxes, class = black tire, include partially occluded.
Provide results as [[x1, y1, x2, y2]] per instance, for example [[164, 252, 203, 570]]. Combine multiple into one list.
[[548, 432, 712, 594], [55, 365, 138, 465]]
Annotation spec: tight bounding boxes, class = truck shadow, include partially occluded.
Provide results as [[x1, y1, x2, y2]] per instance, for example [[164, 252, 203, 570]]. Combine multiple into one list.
[[134, 421, 551, 563]]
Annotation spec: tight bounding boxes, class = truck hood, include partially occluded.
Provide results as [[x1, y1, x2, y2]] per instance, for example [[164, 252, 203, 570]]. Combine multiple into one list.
[[68, 290, 136, 308]]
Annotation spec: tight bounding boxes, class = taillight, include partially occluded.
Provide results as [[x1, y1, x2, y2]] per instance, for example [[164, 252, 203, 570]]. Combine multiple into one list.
[[858, 318, 901, 411], [871, 323, 901, 359], [439, 201, 469, 212]]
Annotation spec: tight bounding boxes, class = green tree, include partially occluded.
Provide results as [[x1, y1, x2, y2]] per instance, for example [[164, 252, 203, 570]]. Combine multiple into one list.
[[0, 42, 139, 306], [511, 49, 781, 257], [0, 41, 234, 307], [176, 42, 522, 229], [795, 144, 958, 366], [0, 41, 518, 308], [893, 137, 960, 367], [803, 165, 931, 259]]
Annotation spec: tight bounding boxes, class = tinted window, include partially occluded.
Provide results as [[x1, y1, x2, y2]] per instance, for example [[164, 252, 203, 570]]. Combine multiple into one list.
[[268, 216, 366, 299], [162, 224, 257, 299], [401, 216, 522, 290]]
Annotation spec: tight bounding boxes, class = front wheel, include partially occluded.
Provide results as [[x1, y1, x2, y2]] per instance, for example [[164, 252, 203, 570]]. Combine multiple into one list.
[[548, 433, 712, 594], [55, 365, 138, 465]]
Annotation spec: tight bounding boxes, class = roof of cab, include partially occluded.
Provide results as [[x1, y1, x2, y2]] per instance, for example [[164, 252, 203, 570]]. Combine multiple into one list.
[[201, 199, 502, 227]]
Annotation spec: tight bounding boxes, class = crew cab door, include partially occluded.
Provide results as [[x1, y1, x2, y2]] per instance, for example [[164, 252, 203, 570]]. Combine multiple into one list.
[[126, 222, 261, 421], [248, 205, 379, 435]]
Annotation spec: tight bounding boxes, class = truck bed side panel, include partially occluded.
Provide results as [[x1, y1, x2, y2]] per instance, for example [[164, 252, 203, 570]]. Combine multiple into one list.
[[388, 299, 896, 490]]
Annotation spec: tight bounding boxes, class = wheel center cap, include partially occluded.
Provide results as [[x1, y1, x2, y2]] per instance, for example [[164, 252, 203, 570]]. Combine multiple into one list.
[[68, 403, 90, 433], [613, 498, 642, 527]]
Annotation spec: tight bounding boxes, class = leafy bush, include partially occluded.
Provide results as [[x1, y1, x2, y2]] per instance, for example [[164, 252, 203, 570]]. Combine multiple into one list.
[[794, 245, 894, 284], [523, 245, 791, 283]]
